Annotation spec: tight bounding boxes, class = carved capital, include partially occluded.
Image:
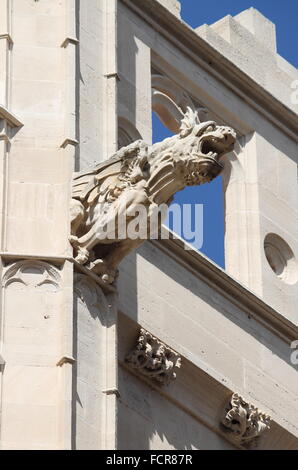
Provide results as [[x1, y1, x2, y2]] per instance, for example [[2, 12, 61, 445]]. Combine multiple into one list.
[[125, 329, 181, 385], [221, 393, 271, 446]]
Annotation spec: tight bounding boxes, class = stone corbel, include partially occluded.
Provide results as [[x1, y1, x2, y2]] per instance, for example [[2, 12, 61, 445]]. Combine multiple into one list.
[[0, 33, 13, 47], [125, 328, 181, 385], [56, 355, 76, 367], [0, 353, 5, 368], [221, 393, 271, 446], [61, 37, 79, 48], [0, 105, 23, 127], [60, 138, 79, 149], [0, 105, 23, 142]]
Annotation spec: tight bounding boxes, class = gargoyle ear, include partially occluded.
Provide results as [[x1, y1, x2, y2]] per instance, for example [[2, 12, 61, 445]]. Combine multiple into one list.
[[179, 107, 200, 137], [179, 106, 210, 137]]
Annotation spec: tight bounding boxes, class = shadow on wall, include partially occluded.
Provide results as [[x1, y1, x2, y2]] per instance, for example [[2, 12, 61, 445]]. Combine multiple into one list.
[[116, 313, 200, 450], [118, 240, 297, 380], [116, 312, 236, 450], [117, 367, 198, 450], [117, 240, 297, 447], [72, 274, 114, 449]]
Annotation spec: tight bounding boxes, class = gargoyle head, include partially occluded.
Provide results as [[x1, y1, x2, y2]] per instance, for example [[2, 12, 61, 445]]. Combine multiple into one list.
[[177, 107, 236, 185]]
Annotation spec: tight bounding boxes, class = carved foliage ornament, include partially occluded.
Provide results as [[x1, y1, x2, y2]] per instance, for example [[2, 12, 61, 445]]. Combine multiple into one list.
[[125, 328, 181, 385], [222, 393, 271, 446]]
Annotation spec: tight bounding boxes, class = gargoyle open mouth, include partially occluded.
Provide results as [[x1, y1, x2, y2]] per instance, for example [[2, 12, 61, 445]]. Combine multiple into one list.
[[199, 129, 236, 165], [185, 126, 236, 185]]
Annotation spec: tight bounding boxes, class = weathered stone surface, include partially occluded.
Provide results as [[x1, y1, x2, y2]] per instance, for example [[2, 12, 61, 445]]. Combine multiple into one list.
[[221, 393, 271, 446], [125, 328, 181, 385], [0, 0, 297, 451], [196, 8, 298, 114], [70, 108, 235, 283]]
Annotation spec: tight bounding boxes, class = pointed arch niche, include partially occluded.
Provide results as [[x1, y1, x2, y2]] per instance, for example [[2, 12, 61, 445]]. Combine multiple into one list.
[[118, 116, 142, 149]]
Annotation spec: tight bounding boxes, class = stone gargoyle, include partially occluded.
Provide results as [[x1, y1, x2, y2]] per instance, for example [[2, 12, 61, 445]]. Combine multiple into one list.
[[70, 108, 236, 283]]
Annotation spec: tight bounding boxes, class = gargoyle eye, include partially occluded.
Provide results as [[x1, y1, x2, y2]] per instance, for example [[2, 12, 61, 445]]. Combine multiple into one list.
[[206, 125, 215, 132]]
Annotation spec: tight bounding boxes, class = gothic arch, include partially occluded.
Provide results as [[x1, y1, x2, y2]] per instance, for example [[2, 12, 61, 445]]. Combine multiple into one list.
[[152, 74, 195, 133], [118, 116, 142, 148], [2, 260, 61, 291], [151, 74, 211, 131]]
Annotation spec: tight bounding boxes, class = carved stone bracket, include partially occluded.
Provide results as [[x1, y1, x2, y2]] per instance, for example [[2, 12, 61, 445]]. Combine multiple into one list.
[[0, 354, 5, 367], [125, 328, 181, 385], [60, 36, 79, 48], [221, 393, 271, 446], [0, 105, 23, 143], [56, 355, 76, 367]]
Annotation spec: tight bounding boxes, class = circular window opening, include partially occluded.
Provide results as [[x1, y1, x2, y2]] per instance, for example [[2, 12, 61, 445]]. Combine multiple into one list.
[[264, 233, 298, 285]]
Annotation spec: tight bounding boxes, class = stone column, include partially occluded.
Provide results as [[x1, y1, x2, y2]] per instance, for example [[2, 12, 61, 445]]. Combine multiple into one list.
[[118, 0, 152, 144], [0, 0, 74, 449], [0, 0, 120, 449]]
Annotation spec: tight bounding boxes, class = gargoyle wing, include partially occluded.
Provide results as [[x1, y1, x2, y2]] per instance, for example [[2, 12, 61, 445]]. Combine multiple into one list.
[[72, 139, 148, 203]]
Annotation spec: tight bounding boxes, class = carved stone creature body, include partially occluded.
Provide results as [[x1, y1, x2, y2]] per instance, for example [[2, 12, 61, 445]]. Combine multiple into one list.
[[70, 108, 236, 283]]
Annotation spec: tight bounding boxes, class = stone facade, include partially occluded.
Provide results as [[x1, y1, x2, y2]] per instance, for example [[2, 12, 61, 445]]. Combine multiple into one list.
[[0, 0, 297, 450]]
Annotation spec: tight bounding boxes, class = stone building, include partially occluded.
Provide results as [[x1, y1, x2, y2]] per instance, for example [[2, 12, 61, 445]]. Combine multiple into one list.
[[0, 0, 297, 450]]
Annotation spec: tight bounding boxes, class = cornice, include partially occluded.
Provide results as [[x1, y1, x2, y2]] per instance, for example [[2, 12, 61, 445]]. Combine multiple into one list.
[[0, 252, 116, 294], [121, 0, 298, 143]]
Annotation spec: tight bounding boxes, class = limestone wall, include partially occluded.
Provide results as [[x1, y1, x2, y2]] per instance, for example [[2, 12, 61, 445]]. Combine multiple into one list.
[[118, 0, 298, 322], [0, 0, 75, 449], [78, 0, 117, 169], [0, 0, 297, 450], [118, 240, 298, 449]]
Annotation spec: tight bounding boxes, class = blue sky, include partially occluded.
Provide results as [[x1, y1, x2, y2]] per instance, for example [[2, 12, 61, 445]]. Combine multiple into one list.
[[153, 0, 298, 268]]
